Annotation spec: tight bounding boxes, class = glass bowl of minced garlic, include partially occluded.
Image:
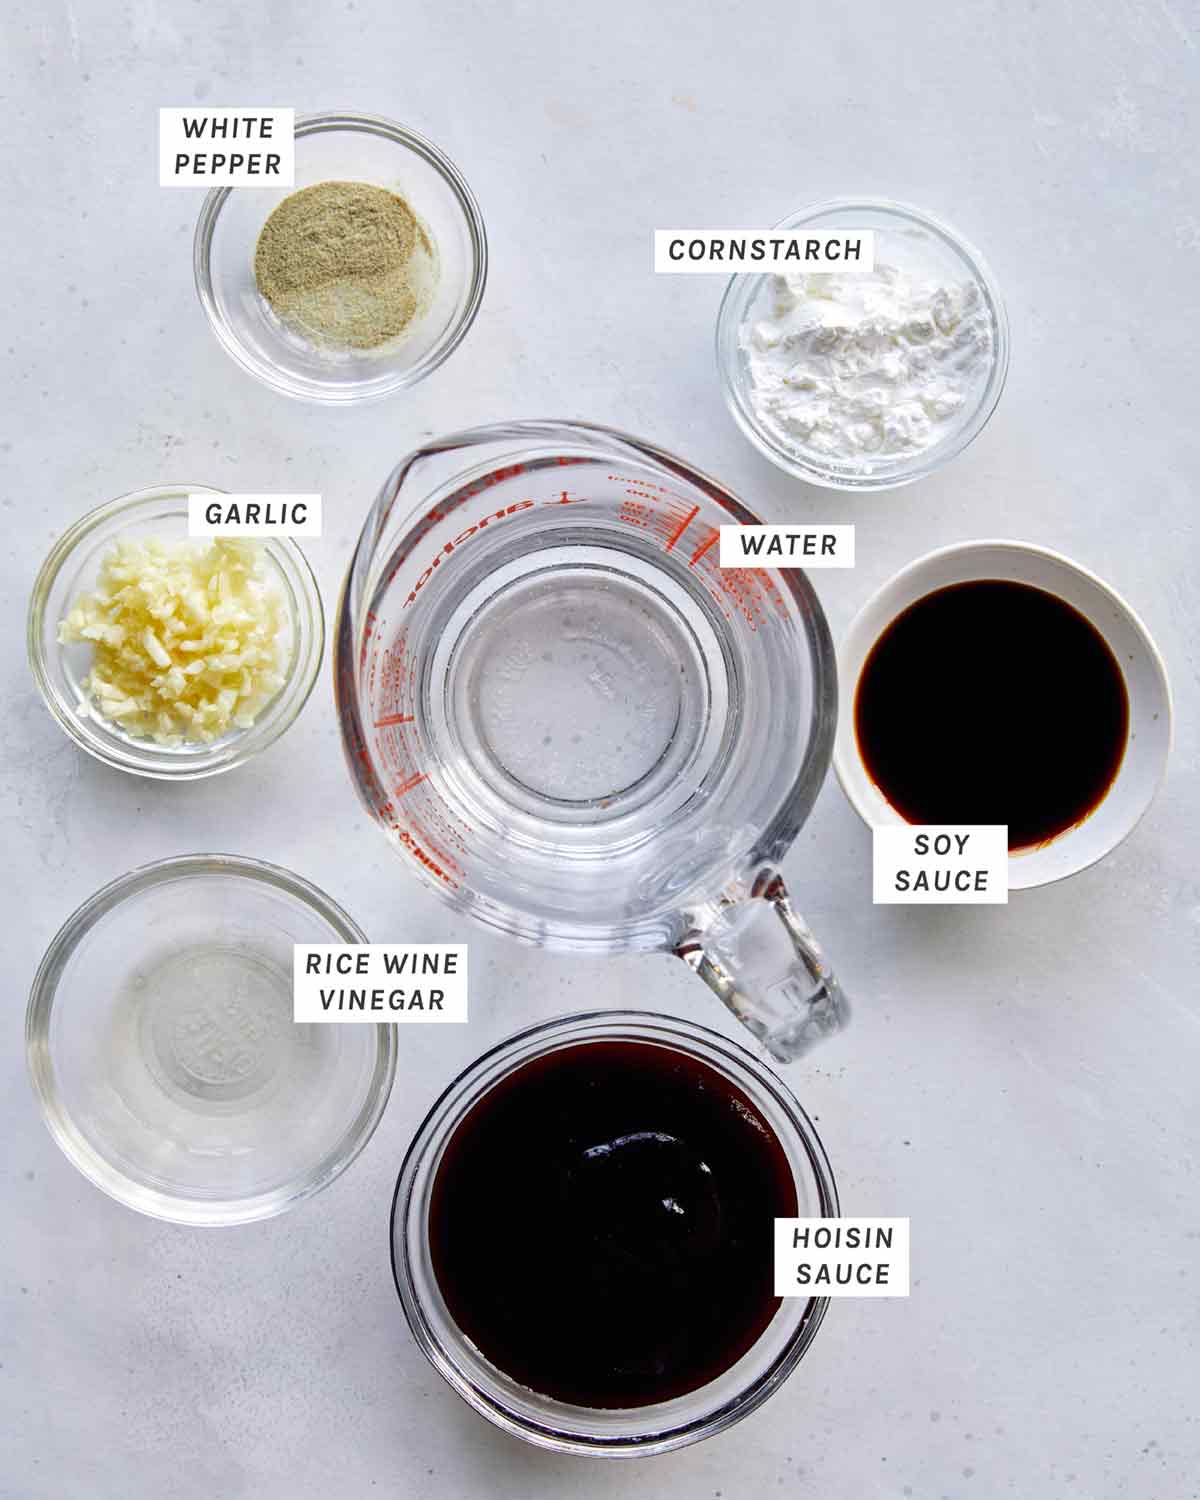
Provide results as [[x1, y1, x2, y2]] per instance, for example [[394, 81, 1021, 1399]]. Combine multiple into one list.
[[28, 486, 323, 778], [194, 111, 487, 404]]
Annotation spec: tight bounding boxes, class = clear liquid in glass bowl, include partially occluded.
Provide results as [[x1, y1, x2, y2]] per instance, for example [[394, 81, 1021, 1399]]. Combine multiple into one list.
[[27, 855, 396, 1225]]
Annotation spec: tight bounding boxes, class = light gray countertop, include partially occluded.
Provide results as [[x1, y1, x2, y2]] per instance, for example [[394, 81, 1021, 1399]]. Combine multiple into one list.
[[2, 2, 1197, 1495]]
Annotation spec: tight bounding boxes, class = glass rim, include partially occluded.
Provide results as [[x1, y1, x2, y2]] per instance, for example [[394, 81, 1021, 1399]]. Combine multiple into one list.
[[27, 483, 324, 780], [389, 1009, 838, 1455], [335, 419, 839, 950], [715, 196, 1011, 492], [26, 852, 397, 1226], [193, 110, 489, 405]]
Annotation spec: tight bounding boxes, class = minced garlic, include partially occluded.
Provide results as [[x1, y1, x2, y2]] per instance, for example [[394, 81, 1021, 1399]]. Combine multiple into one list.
[[58, 536, 288, 747]]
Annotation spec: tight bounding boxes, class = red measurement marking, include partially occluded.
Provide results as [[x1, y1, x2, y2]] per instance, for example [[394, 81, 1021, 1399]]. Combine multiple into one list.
[[689, 530, 719, 566], [394, 828, 458, 887], [663, 505, 699, 552], [394, 772, 427, 798], [484, 463, 525, 487], [374, 712, 413, 728]]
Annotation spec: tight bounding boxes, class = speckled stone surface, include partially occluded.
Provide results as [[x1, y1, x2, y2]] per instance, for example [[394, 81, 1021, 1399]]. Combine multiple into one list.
[[2, 2, 1197, 1495]]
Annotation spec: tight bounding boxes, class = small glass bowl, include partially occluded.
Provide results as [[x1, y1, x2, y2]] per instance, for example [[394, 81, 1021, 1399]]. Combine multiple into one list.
[[27, 854, 397, 1226], [716, 198, 1010, 491], [194, 111, 488, 404], [28, 484, 323, 780]]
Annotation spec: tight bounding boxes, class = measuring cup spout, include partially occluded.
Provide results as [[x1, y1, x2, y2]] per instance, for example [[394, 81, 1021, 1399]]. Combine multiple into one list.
[[676, 868, 848, 1063]]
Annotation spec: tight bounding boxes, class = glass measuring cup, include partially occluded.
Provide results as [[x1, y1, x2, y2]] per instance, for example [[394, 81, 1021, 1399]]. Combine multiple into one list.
[[335, 421, 846, 1061]]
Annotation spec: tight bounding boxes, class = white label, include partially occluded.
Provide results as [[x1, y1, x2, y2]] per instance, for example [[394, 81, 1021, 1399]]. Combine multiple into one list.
[[188, 493, 321, 538], [159, 108, 295, 185], [719, 525, 854, 568], [654, 229, 875, 273], [873, 825, 1008, 905], [775, 1217, 909, 1298], [293, 944, 468, 1022]]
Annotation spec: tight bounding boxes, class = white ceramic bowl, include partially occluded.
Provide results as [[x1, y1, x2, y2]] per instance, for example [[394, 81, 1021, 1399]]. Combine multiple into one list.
[[834, 541, 1173, 889]]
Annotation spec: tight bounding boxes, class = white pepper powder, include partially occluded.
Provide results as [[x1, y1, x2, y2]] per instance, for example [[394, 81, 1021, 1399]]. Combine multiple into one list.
[[254, 180, 438, 350]]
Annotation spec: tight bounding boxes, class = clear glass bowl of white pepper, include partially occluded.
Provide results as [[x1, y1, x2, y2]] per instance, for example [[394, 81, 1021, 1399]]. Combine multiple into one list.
[[194, 112, 488, 404]]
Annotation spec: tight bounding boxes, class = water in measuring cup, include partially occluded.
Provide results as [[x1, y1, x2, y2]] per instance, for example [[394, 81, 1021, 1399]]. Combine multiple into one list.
[[470, 578, 686, 802], [353, 449, 818, 940], [425, 536, 735, 837]]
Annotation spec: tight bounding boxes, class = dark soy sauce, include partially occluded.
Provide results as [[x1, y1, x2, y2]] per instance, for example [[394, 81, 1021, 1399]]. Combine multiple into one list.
[[854, 580, 1129, 851], [428, 1040, 797, 1408]]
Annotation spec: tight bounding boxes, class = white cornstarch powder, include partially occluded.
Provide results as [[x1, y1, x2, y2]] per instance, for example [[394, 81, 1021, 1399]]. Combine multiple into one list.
[[741, 257, 993, 468]]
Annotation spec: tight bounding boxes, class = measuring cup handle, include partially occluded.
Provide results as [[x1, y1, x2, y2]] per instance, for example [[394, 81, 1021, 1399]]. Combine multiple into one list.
[[675, 868, 849, 1064]]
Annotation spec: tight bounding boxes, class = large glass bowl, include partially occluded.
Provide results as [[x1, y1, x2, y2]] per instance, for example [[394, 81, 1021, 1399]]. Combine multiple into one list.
[[194, 111, 487, 404], [28, 484, 323, 779], [716, 198, 1009, 491], [27, 855, 397, 1226], [392, 1011, 838, 1455]]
